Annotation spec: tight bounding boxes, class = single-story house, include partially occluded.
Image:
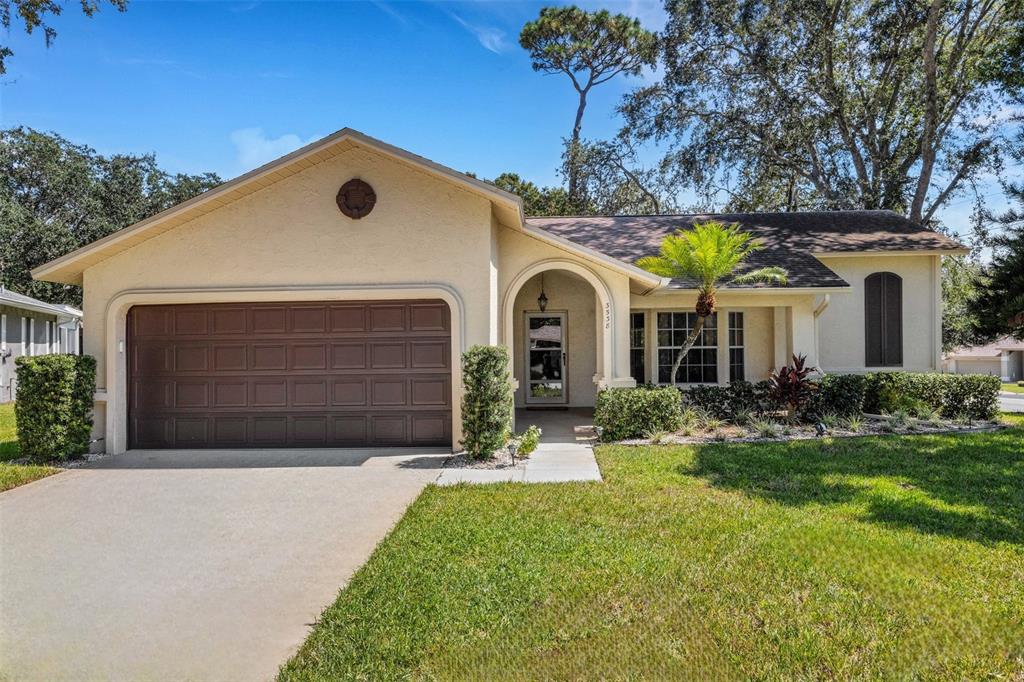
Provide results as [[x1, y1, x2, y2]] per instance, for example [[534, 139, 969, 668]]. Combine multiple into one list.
[[31, 128, 966, 453], [1, 286, 84, 403], [943, 336, 1024, 382]]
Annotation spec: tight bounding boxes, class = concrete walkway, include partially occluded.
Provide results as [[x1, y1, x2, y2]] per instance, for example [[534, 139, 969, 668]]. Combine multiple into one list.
[[437, 408, 602, 485], [0, 448, 447, 682]]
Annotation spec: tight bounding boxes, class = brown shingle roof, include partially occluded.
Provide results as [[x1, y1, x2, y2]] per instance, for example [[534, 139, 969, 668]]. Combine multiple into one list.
[[527, 210, 966, 290]]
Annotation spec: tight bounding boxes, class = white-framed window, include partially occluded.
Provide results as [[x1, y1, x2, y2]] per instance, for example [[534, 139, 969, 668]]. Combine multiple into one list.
[[629, 311, 645, 384], [1, 314, 6, 352], [27, 318, 34, 356], [45, 320, 52, 354], [729, 312, 745, 382], [657, 312, 719, 384]]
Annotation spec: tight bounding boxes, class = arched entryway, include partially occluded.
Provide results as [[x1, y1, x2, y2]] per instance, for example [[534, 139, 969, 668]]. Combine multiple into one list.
[[502, 259, 615, 408]]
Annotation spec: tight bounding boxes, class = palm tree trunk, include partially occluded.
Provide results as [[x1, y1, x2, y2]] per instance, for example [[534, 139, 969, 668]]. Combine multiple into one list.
[[669, 315, 706, 385]]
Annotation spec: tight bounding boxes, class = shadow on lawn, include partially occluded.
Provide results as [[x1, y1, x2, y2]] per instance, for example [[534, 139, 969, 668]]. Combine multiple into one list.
[[685, 428, 1024, 545]]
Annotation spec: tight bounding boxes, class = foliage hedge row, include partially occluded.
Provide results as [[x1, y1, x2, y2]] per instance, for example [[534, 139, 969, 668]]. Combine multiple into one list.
[[594, 386, 683, 441], [593, 370, 1000, 440], [863, 371, 1001, 420], [684, 381, 779, 419], [460, 345, 513, 459], [806, 373, 868, 418], [14, 354, 97, 463]]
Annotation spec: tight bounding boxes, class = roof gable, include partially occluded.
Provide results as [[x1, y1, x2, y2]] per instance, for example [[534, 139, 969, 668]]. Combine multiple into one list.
[[33, 128, 525, 285]]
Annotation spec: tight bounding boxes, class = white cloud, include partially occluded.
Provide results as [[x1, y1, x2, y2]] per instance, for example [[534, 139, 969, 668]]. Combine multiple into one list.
[[448, 12, 508, 54], [229, 128, 318, 172]]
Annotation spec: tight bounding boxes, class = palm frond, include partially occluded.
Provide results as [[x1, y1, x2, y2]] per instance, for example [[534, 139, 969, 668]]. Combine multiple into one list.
[[731, 266, 789, 286]]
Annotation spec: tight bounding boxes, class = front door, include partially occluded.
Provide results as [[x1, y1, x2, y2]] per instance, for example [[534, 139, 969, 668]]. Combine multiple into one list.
[[525, 312, 568, 404]]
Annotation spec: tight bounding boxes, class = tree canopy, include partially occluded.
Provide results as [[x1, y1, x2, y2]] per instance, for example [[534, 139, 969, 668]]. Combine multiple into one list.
[[1, 0, 127, 75], [0, 127, 221, 305], [621, 0, 1020, 224], [520, 6, 656, 204]]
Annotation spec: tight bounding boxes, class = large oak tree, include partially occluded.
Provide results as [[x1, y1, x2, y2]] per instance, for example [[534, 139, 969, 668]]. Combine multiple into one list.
[[0, 127, 221, 305], [621, 0, 1020, 224]]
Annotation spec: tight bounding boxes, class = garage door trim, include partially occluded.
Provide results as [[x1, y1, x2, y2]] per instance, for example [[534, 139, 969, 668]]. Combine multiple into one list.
[[103, 285, 466, 454]]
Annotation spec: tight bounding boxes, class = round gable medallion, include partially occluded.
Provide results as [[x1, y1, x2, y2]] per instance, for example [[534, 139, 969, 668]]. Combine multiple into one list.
[[336, 179, 376, 219]]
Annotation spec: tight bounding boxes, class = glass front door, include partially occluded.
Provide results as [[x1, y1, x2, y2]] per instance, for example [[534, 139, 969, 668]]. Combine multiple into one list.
[[525, 312, 567, 404]]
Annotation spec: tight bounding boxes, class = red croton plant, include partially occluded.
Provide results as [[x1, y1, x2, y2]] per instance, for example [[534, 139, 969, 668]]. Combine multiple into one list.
[[769, 354, 818, 418]]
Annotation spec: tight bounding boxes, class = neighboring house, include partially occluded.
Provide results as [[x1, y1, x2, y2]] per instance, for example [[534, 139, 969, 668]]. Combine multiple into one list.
[[943, 336, 1024, 382], [30, 129, 966, 453], [0, 286, 84, 403]]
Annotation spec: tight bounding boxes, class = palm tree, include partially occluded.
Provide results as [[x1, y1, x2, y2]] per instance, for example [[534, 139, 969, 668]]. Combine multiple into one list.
[[637, 221, 788, 385]]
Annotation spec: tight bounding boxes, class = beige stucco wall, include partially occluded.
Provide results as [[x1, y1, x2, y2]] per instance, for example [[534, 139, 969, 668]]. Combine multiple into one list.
[[815, 254, 940, 372], [511, 270, 598, 407], [82, 145, 504, 452], [496, 225, 635, 387]]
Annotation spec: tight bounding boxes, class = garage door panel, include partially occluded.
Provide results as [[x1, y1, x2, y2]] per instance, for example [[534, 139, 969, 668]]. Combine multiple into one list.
[[331, 343, 367, 369], [410, 341, 448, 368], [252, 307, 288, 334], [411, 377, 449, 406], [370, 342, 407, 369], [369, 305, 406, 332], [128, 301, 451, 448], [332, 378, 367, 406], [212, 308, 248, 335], [292, 379, 328, 407], [410, 303, 449, 332], [252, 344, 287, 370], [213, 344, 247, 371], [175, 381, 209, 409], [330, 306, 366, 332], [412, 414, 448, 443], [173, 309, 209, 336], [175, 346, 209, 372]]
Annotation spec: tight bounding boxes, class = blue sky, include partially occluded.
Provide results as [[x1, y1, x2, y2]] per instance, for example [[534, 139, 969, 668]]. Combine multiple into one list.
[[0, 0, 1009, 236]]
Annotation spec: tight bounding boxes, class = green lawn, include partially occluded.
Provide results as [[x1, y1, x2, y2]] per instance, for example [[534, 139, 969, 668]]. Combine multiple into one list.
[[1003, 382, 1024, 393], [281, 419, 1024, 680], [0, 402, 58, 491]]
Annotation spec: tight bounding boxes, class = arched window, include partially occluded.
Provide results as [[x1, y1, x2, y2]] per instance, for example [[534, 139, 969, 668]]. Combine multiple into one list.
[[865, 272, 902, 366]]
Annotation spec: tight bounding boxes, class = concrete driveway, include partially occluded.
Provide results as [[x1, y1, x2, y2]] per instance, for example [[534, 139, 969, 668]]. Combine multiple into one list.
[[0, 448, 447, 681]]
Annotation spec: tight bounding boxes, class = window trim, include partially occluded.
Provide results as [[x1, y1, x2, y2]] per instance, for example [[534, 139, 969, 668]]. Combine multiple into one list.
[[629, 311, 646, 384], [655, 310, 720, 386], [728, 311, 745, 382]]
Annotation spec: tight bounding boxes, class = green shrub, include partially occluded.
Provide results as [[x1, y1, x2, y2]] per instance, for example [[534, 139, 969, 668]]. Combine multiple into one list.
[[595, 386, 683, 441], [942, 373, 1001, 421], [14, 354, 97, 463], [515, 425, 542, 458], [460, 345, 513, 459], [807, 373, 867, 418], [684, 380, 779, 420], [863, 371, 1000, 420]]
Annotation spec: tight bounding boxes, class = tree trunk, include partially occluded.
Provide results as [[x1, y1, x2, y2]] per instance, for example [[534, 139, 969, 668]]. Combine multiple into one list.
[[669, 315, 706, 385], [910, 0, 942, 224], [567, 88, 589, 203]]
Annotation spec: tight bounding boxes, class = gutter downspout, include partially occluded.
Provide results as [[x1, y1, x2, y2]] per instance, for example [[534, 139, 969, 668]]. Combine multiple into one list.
[[813, 294, 831, 372]]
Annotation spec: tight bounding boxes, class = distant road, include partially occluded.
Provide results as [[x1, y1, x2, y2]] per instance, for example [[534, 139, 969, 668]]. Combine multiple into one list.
[[1000, 392, 1024, 413]]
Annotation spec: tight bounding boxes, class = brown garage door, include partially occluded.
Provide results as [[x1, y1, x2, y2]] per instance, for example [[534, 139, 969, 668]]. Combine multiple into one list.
[[128, 300, 452, 449]]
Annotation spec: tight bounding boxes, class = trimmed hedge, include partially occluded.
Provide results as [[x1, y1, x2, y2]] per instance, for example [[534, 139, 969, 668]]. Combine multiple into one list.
[[863, 371, 1001, 420], [684, 380, 779, 420], [14, 354, 97, 463], [595, 386, 683, 441], [459, 345, 513, 459], [806, 373, 868, 418]]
